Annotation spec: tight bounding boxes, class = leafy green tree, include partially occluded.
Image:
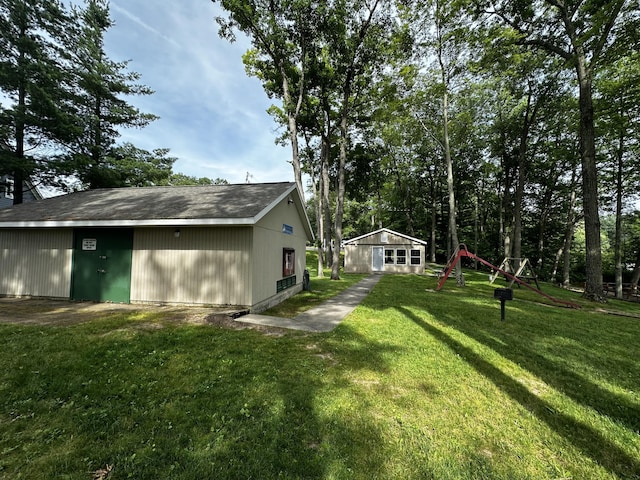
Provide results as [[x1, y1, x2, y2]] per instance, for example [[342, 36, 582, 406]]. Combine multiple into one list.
[[323, 0, 397, 280], [62, 0, 156, 189], [596, 51, 640, 297], [167, 173, 228, 185], [214, 0, 316, 201], [79, 143, 174, 188], [408, 0, 477, 284], [216, 0, 398, 280], [476, 0, 638, 300]]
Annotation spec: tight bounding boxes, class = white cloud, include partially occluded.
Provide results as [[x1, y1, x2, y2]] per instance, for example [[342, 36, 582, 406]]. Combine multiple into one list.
[[102, 0, 293, 184], [110, 1, 181, 48]]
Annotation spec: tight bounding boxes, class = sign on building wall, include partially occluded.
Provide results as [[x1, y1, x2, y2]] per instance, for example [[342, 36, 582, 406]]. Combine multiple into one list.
[[82, 238, 97, 251]]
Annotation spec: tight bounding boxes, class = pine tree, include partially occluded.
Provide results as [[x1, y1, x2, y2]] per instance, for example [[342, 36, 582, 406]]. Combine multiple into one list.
[[0, 0, 72, 203], [63, 0, 157, 189]]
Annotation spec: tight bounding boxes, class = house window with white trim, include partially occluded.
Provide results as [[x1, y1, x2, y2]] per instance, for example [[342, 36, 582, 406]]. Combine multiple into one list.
[[384, 248, 412, 265], [384, 249, 394, 264], [410, 249, 421, 265]]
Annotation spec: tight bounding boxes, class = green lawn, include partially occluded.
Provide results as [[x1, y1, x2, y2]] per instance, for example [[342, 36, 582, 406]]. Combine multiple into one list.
[[1, 268, 639, 479]]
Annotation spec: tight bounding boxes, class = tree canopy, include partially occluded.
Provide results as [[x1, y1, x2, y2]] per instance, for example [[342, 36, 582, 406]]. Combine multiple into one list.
[[0, 0, 214, 198], [215, 0, 640, 299]]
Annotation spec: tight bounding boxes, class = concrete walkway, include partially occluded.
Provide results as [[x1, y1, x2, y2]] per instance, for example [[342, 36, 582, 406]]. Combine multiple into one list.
[[236, 274, 382, 332]]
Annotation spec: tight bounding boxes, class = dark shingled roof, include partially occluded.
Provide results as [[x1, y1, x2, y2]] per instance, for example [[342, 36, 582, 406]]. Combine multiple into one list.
[[0, 182, 301, 227]]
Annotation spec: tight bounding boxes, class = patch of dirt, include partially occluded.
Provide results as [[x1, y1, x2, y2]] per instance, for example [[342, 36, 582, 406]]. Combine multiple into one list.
[[205, 314, 290, 336], [0, 297, 289, 336]]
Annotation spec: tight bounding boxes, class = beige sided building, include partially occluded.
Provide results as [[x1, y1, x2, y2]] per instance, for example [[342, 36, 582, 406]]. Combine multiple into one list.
[[0, 183, 313, 312], [344, 228, 427, 274]]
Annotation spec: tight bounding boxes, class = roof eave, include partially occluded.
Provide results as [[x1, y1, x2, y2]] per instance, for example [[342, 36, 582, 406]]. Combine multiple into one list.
[[344, 227, 427, 245], [254, 184, 314, 241], [0, 218, 257, 228]]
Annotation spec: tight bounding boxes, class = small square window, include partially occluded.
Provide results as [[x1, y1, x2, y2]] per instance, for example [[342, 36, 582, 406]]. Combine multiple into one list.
[[384, 249, 394, 264], [396, 249, 407, 265], [410, 249, 421, 265]]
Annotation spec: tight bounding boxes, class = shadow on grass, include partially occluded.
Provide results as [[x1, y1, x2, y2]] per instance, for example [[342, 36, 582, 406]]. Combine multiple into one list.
[[0, 318, 396, 479], [398, 306, 640, 479], [440, 301, 640, 434], [420, 272, 640, 433], [182, 324, 395, 479]]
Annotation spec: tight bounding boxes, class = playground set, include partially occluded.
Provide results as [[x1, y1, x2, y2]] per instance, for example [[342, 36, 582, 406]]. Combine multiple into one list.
[[436, 244, 581, 309]]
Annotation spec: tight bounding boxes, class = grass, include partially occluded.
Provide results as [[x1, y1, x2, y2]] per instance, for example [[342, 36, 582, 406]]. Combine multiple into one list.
[[262, 251, 366, 318], [0, 261, 639, 479]]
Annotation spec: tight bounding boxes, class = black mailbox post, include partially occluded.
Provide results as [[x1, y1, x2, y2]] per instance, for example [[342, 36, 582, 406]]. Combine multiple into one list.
[[493, 288, 513, 321], [303, 269, 311, 291]]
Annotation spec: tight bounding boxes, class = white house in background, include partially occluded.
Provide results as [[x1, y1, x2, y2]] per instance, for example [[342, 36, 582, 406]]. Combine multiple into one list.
[[343, 228, 427, 274], [0, 182, 313, 312], [0, 175, 43, 208]]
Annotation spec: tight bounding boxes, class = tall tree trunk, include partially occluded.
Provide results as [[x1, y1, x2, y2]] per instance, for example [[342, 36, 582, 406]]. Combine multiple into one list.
[[473, 195, 479, 269], [576, 51, 604, 300], [536, 199, 550, 272], [614, 129, 624, 299], [309, 162, 325, 278], [331, 105, 348, 280], [562, 168, 578, 288], [430, 181, 437, 263], [442, 88, 463, 285], [321, 131, 332, 269], [550, 246, 563, 285], [329, 0, 381, 279], [437, 17, 463, 285], [502, 168, 513, 260], [512, 84, 543, 271], [13, 25, 27, 206], [631, 249, 640, 288], [511, 100, 531, 271], [280, 61, 306, 203]]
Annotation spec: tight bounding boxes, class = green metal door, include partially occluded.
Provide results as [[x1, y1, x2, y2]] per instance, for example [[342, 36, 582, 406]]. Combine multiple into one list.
[[71, 229, 133, 303]]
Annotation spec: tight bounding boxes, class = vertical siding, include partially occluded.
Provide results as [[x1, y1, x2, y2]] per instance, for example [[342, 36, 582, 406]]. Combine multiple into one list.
[[344, 245, 372, 273], [0, 229, 73, 297], [345, 236, 426, 274], [253, 198, 309, 306], [131, 227, 252, 306]]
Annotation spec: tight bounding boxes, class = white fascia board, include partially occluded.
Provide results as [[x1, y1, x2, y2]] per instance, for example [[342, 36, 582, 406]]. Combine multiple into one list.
[[253, 184, 296, 224], [344, 227, 427, 245], [343, 228, 385, 244], [0, 218, 256, 228], [254, 184, 315, 241], [383, 228, 428, 245]]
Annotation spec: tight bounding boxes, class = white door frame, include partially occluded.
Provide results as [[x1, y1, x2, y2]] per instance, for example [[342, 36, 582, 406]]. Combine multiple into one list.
[[372, 246, 384, 272]]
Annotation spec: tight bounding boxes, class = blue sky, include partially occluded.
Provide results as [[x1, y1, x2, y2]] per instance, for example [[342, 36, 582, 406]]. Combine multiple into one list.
[[103, 0, 293, 185]]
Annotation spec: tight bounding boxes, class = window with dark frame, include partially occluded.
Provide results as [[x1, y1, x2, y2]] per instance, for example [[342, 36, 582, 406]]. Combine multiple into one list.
[[282, 248, 295, 277], [381, 247, 422, 266], [384, 249, 394, 264]]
